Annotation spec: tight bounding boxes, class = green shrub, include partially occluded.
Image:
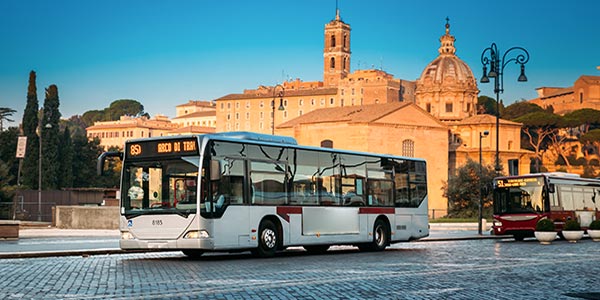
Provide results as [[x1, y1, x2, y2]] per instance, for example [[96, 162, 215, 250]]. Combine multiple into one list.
[[563, 219, 581, 231], [535, 219, 555, 232], [589, 220, 600, 230]]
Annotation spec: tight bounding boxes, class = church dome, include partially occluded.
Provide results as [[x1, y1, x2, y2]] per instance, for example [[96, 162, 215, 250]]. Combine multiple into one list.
[[417, 21, 476, 88], [415, 19, 479, 122]]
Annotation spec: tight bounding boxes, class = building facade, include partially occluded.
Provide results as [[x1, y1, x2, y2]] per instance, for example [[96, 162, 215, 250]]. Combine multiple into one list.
[[86, 114, 179, 149], [530, 75, 600, 115], [415, 20, 479, 122]]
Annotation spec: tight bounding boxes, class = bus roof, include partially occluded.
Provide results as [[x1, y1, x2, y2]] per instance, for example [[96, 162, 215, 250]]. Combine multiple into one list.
[[200, 131, 425, 163], [494, 172, 600, 183]]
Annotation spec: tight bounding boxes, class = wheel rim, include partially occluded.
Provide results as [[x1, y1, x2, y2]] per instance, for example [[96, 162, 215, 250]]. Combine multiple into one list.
[[375, 225, 385, 247], [261, 228, 276, 249]]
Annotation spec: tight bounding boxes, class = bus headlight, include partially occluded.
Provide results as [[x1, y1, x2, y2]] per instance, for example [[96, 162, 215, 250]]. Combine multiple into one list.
[[184, 230, 209, 239], [121, 231, 135, 240]]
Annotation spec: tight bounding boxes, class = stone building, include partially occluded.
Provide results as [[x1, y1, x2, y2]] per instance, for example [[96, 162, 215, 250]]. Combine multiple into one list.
[[171, 100, 217, 134], [529, 75, 600, 115], [86, 114, 179, 149], [415, 20, 478, 122]]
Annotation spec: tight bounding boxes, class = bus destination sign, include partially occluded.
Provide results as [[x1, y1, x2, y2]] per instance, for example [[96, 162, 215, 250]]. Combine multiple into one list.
[[496, 177, 541, 188], [126, 138, 199, 159]]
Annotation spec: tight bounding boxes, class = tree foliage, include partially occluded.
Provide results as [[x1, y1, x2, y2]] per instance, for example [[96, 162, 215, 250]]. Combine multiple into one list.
[[0, 160, 16, 203], [0, 127, 19, 186], [41, 85, 61, 190], [514, 112, 563, 172], [58, 127, 74, 188], [503, 101, 544, 121], [21, 70, 39, 189], [477, 95, 498, 115], [80, 99, 146, 127], [0, 107, 17, 131], [562, 108, 600, 134], [442, 159, 498, 218]]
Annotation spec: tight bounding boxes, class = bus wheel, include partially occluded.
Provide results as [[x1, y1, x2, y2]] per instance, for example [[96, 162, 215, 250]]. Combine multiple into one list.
[[360, 219, 389, 252], [254, 220, 278, 258], [304, 245, 330, 254], [182, 249, 204, 258]]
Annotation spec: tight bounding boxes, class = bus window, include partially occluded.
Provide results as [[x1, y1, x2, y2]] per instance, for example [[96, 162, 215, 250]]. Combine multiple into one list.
[[289, 149, 320, 205], [122, 160, 198, 213], [250, 161, 287, 205], [318, 152, 341, 206], [340, 154, 366, 206]]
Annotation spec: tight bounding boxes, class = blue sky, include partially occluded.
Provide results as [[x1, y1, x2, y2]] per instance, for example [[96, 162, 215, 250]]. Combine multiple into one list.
[[1, 0, 599, 128]]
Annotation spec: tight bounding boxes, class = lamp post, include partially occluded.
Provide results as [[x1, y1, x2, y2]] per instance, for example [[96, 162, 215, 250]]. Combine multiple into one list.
[[478, 130, 489, 235], [36, 117, 51, 222], [271, 84, 285, 135], [480, 43, 529, 173]]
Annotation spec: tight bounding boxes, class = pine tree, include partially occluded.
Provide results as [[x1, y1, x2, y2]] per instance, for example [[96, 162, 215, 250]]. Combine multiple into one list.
[[72, 135, 102, 188], [41, 84, 61, 190], [21, 71, 39, 189], [57, 127, 74, 188]]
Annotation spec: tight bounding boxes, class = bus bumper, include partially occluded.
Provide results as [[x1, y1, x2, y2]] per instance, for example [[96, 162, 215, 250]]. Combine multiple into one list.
[[120, 238, 215, 250]]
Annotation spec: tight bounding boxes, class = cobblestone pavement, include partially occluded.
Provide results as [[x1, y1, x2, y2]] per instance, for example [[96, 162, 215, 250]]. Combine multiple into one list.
[[1, 238, 599, 300]]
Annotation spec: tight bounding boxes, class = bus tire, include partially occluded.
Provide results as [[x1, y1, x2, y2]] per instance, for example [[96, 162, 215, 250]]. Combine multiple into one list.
[[254, 219, 279, 258], [182, 249, 204, 258], [359, 219, 389, 252]]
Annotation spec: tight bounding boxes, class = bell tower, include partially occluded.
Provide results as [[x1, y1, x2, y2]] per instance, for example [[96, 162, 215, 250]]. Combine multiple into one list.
[[323, 8, 351, 87]]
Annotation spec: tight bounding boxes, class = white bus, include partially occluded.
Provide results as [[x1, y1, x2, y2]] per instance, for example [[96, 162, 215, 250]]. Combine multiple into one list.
[[99, 132, 429, 257]]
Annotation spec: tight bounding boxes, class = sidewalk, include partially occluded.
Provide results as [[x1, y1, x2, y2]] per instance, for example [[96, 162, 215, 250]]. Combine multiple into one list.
[[0, 223, 507, 259]]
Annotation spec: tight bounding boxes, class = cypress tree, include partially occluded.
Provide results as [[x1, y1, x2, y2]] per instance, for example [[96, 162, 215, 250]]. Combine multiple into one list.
[[57, 127, 74, 188], [21, 71, 39, 189], [41, 84, 61, 190]]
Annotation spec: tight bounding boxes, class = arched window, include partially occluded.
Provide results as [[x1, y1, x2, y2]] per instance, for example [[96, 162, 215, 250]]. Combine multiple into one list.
[[330, 57, 335, 68], [321, 140, 333, 148], [402, 139, 415, 157]]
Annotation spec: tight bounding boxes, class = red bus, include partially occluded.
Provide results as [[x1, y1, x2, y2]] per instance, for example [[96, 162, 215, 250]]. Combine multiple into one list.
[[492, 172, 600, 240]]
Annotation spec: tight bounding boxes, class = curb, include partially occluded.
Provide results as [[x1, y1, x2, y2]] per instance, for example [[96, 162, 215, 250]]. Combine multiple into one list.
[[0, 249, 159, 259]]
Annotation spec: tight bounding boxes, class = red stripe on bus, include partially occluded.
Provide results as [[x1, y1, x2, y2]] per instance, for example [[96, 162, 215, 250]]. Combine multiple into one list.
[[359, 207, 395, 214], [277, 206, 303, 223]]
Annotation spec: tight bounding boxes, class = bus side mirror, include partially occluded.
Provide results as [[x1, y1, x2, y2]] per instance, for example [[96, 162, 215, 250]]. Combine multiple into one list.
[[97, 151, 123, 176], [548, 183, 555, 193], [210, 160, 221, 181]]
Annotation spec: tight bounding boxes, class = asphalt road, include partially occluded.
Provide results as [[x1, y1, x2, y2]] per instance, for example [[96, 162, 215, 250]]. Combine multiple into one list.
[[1, 235, 599, 299]]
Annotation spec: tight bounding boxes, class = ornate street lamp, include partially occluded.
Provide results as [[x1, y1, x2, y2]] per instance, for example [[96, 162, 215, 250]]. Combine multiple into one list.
[[480, 43, 529, 173], [271, 84, 285, 135], [478, 130, 489, 235]]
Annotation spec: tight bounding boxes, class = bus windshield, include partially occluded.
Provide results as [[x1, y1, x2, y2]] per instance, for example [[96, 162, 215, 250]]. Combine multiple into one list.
[[494, 177, 545, 214], [121, 157, 200, 216]]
